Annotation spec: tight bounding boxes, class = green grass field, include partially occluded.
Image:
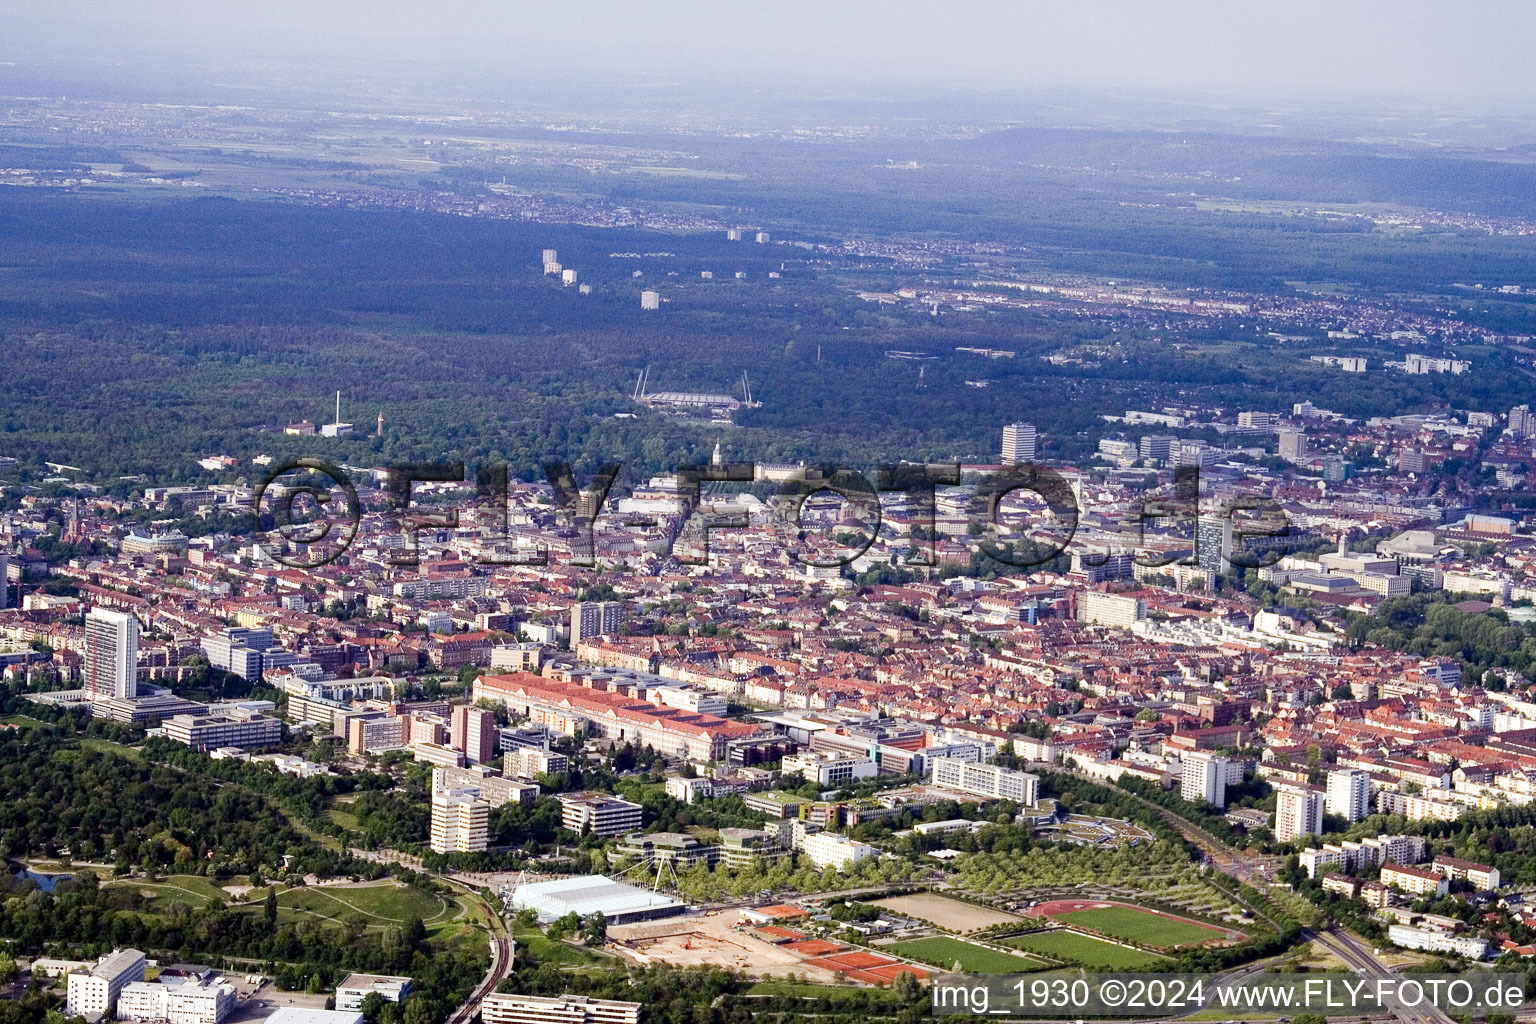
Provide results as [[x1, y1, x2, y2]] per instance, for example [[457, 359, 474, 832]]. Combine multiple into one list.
[[1002, 931, 1167, 970], [513, 930, 618, 967], [889, 936, 1042, 973], [276, 882, 454, 926], [1053, 905, 1222, 947], [106, 874, 233, 910]]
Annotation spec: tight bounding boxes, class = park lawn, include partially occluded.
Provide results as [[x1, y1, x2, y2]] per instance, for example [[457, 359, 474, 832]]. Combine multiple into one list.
[[514, 930, 617, 967], [325, 807, 360, 829], [889, 936, 1042, 973], [1053, 905, 1219, 947], [76, 737, 142, 758], [1003, 931, 1167, 971], [106, 874, 232, 909], [276, 882, 454, 927]]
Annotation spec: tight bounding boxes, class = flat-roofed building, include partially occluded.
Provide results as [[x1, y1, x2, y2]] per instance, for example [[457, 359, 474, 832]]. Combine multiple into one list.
[[85, 608, 139, 701], [505, 746, 569, 780], [929, 758, 1039, 804], [429, 770, 491, 854], [163, 708, 282, 752], [474, 672, 760, 762], [798, 831, 876, 870], [334, 975, 413, 1013], [781, 750, 877, 786], [616, 831, 718, 867], [117, 978, 237, 1024], [1387, 925, 1487, 960], [560, 792, 642, 837], [718, 827, 788, 868], [66, 948, 146, 1018], [509, 875, 683, 926], [482, 994, 640, 1024], [1274, 783, 1325, 842]]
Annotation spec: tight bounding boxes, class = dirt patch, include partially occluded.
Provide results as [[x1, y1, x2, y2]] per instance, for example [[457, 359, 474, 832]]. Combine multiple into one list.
[[870, 893, 1021, 931]]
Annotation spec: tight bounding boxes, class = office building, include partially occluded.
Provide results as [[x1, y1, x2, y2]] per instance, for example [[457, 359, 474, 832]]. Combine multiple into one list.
[[929, 758, 1039, 804], [1138, 434, 1175, 464], [1001, 422, 1038, 465], [85, 608, 139, 701], [475, 672, 755, 762], [1274, 783, 1325, 842], [560, 792, 643, 837], [118, 978, 237, 1024], [265, 1011, 362, 1024], [798, 831, 877, 870], [640, 290, 660, 310], [781, 751, 877, 786], [334, 976, 413, 1013], [1278, 430, 1309, 464], [570, 601, 624, 643], [1237, 411, 1278, 429], [482, 994, 641, 1024], [1180, 751, 1228, 808], [450, 704, 497, 764], [163, 707, 283, 752], [1510, 404, 1536, 439], [200, 627, 276, 680], [66, 948, 146, 1018], [1386, 925, 1487, 960], [1326, 768, 1372, 823], [718, 827, 790, 868], [435, 764, 537, 808]]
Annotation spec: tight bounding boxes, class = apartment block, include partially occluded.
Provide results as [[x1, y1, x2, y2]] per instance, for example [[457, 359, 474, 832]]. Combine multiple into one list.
[[1274, 783, 1325, 842], [505, 745, 570, 780], [1381, 863, 1449, 897]]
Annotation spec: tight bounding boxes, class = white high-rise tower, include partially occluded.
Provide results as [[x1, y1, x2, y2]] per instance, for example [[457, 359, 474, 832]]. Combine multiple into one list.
[[1002, 422, 1038, 465], [85, 608, 139, 701]]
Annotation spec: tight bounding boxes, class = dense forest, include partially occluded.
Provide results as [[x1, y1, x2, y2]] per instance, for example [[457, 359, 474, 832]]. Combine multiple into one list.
[[2, 189, 1535, 487]]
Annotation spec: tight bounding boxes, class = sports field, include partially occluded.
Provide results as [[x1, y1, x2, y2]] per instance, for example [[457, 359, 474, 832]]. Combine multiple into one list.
[[1003, 931, 1167, 970], [889, 936, 1043, 973], [1052, 905, 1228, 947]]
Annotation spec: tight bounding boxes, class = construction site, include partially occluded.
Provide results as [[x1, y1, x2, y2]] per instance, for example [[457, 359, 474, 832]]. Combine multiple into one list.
[[607, 907, 931, 986]]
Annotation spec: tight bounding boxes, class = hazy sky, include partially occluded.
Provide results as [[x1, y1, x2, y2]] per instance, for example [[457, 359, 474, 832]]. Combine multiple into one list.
[[9, 0, 1536, 106]]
